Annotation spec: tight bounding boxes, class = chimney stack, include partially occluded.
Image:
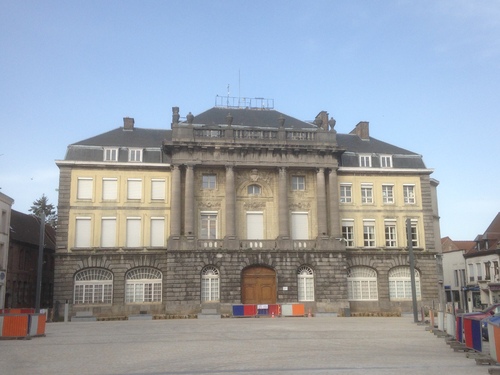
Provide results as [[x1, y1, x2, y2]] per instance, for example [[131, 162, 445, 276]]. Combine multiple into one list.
[[351, 121, 369, 140], [123, 117, 134, 130]]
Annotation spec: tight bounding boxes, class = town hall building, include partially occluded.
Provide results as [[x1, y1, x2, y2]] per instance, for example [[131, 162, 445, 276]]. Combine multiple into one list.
[[54, 98, 442, 318]]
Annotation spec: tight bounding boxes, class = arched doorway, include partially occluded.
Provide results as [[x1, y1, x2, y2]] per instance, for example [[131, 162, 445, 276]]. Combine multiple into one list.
[[241, 266, 276, 304]]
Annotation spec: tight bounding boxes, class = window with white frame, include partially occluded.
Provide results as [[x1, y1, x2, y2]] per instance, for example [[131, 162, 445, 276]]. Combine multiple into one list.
[[476, 263, 483, 281], [100, 217, 116, 248], [127, 178, 142, 200], [363, 220, 376, 247], [150, 217, 165, 247], [104, 148, 118, 161], [342, 220, 354, 247], [201, 266, 220, 302], [468, 263, 474, 282], [125, 267, 162, 303], [291, 176, 306, 191], [74, 268, 113, 304], [389, 267, 421, 300], [128, 148, 142, 162], [361, 184, 373, 204], [200, 212, 217, 239], [75, 217, 92, 248], [126, 217, 142, 247], [380, 155, 392, 168], [202, 174, 217, 189], [102, 178, 118, 201], [359, 154, 372, 167], [291, 212, 309, 240], [384, 220, 397, 247], [382, 184, 394, 204], [347, 267, 378, 301], [408, 220, 419, 247], [151, 179, 166, 200], [403, 185, 416, 204], [247, 184, 262, 195], [297, 266, 314, 301], [77, 178, 93, 200], [340, 184, 352, 203]]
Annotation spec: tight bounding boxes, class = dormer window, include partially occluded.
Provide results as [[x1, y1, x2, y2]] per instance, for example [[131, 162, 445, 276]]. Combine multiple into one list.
[[359, 154, 372, 167], [104, 148, 118, 162], [380, 155, 392, 168], [129, 148, 143, 162]]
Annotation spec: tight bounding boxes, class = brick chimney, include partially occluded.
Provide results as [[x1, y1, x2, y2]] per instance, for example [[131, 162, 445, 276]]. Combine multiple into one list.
[[123, 117, 134, 130], [351, 121, 369, 140]]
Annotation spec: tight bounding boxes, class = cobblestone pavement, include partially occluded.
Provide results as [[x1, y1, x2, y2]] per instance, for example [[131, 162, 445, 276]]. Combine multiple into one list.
[[0, 315, 494, 375]]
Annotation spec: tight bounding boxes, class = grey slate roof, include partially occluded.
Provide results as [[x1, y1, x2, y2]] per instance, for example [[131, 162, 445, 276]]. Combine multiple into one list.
[[188, 107, 316, 129], [63, 107, 427, 169], [73, 127, 168, 147]]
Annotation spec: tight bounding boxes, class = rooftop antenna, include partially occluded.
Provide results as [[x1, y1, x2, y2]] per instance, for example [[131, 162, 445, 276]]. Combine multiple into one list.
[[238, 69, 241, 107], [227, 84, 230, 107]]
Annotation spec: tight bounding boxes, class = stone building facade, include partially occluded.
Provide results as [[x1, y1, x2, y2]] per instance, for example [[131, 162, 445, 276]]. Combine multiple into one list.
[[54, 99, 442, 318]]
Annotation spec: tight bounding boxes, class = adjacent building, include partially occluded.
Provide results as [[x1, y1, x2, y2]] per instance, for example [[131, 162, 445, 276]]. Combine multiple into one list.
[[4, 210, 55, 309], [54, 99, 442, 318], [0, 192, 15, 310]]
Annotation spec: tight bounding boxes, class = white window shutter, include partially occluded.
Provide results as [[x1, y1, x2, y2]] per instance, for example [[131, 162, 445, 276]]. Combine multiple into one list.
[[150, 217, 165, 247]]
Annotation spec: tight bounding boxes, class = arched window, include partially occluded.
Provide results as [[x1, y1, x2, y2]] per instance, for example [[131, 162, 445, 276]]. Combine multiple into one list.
[[201, 266, 220, 302], [74, 268, 113, 304], [247, 184, 262, 195], [297, 266, 314, 301], [347, 267, 378, 301], [389, 267, 421, 300], [125, 267, 162, 303]]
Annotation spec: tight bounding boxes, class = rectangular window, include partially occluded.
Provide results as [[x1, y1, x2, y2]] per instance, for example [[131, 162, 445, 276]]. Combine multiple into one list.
[[485, 262, 491, 281], [126, 217, 142, 247], [100, 217, 116, 248], [476, 263, 483, 281], [246, 212, 264, 240], [454, 270, 459, 287], [382, 185, 394, 204], [127, 179, 142, 200], [150, 217, 165, 247], [342, 220, 354, 247], [409, 221, 419, 247], [291, 176, 306, 191], [468, 263, 474, 282], [403, 185, 416, 204], [75, 217, 92, 248], [361, 184, 373, 204], [494, 261, 499, 281], [384, 221, 397, 247], [77, 178, 93, 200], [151, 179, 166, 200], [202, 174, 217, 189], [102, 178, 118, 201], [128, 148, 142, 162], [359, 154, 372, 167], [380, 155, 392, 168], [104, 148, 118, 161], [340, 184, 352, 203], [200, 212, 217, 239], [363, 220, 375, 247], [291, 212, 309, 240]]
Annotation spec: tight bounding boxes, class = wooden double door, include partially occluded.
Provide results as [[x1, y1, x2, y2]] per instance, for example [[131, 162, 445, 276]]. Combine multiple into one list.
[[241, 266, 277, 304]]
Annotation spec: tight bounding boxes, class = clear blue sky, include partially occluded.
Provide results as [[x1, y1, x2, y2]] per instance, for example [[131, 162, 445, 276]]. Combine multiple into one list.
[[1, 0, 499, 240]]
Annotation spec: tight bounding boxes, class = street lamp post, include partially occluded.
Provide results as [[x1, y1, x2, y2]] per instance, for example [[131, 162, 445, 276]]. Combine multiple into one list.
[[35, 211, 45, 313]]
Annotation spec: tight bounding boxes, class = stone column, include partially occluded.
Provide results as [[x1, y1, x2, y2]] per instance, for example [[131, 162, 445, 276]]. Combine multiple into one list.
[[328, 168, 341, 237], [225, 165, 236, 238], [170, 165, 182, 237], [278, 167, 289, 238], [316, 168, 328, 237], [184, 165, 195, 236]]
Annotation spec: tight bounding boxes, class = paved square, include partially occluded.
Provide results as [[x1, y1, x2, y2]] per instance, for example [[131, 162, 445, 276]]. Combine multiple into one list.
[[0, 316, 492, 374]]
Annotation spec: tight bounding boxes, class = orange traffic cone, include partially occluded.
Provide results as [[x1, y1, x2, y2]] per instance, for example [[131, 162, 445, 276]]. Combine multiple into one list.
[[308, 308, 312, 318], [272, 312, 275, 318]]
